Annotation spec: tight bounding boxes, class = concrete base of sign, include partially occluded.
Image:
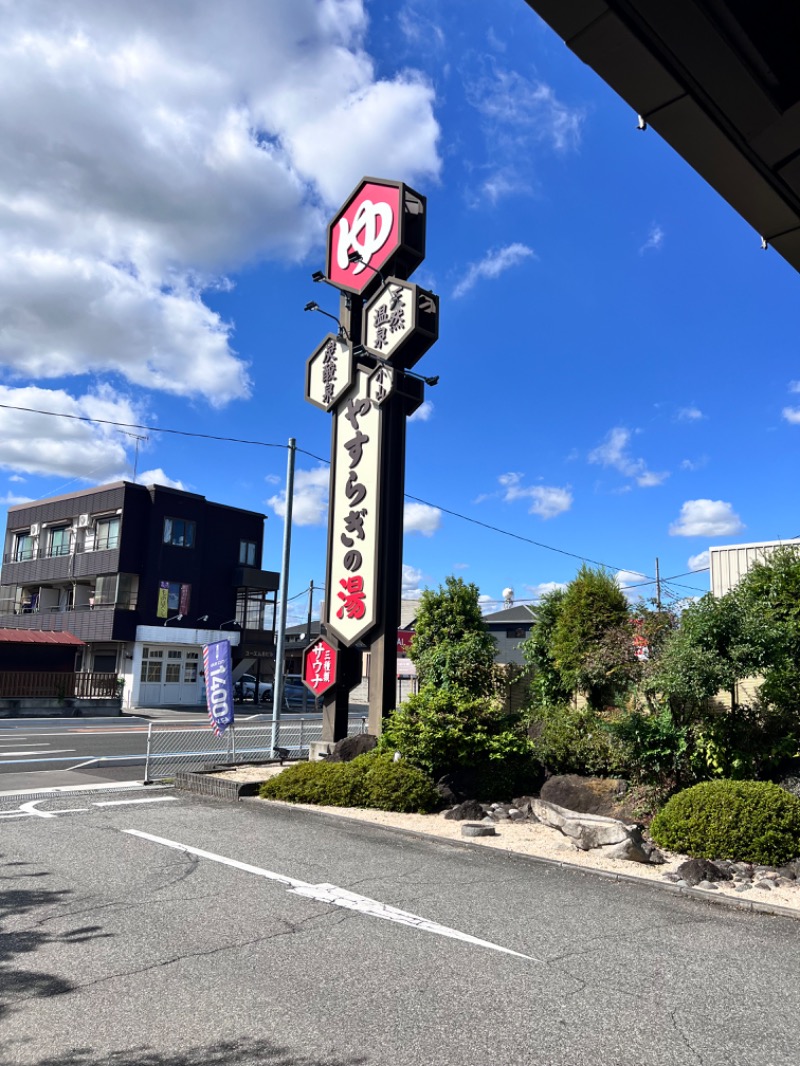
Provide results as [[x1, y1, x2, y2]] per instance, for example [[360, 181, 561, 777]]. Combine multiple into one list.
[[308, 740, 332, 762]]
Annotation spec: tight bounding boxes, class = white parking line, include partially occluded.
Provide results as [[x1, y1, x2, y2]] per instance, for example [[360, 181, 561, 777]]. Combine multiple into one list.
[[93, 796, 177, 808], [0, 750, 75, 757], [123, 829, 534, 960]]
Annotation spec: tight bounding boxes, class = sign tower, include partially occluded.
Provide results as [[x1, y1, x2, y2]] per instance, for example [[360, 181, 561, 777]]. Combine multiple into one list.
[[304, 177, 439, 739]]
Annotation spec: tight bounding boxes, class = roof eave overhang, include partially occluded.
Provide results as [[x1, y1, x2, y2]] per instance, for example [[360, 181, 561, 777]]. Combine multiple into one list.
[[525, 0, 800, 275]]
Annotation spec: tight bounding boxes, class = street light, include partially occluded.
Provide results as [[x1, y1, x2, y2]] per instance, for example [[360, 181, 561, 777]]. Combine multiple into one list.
[[163, 614, 183, 626], [304, 301, 349, 339], [353, 346, 440, 388], [346, 249, 386, 286], [219, 619, 241, 630]]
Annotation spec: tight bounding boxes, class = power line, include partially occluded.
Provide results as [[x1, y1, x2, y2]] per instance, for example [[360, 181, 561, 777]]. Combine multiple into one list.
[[0, 399, 707, 589]]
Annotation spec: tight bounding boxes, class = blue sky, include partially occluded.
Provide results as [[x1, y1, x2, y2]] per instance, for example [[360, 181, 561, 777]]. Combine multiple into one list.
[[1, 0, 799, 623]]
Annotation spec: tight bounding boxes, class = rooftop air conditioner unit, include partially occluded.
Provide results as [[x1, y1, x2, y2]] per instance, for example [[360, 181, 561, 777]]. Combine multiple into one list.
[[30, 523, 40, 536], [77, 514, 90, 528]]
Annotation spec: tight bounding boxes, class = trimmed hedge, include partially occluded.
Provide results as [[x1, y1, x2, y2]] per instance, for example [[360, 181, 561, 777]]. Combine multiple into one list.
[[650, 780, 800, 866], [259, 752, 441, 814]]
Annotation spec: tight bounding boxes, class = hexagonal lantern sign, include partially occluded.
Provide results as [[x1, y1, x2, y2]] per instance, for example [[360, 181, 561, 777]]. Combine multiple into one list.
[[326, 177, 427, 297], [361, 279, 439, 370], [366, 363, 394, 406], [305, 333, 354, 412], [302, 637, 338, 697]]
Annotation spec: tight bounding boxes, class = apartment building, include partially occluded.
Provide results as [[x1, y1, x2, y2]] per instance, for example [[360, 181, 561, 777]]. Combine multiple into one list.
[[0, 481, 279, 707]]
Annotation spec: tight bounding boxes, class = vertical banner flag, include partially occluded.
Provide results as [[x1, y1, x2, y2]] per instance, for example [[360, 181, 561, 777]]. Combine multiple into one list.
[[203, 640, 234, 736]]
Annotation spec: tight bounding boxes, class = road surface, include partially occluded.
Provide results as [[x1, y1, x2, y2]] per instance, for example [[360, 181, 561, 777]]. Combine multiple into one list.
[[2, 788, 799, 1065]]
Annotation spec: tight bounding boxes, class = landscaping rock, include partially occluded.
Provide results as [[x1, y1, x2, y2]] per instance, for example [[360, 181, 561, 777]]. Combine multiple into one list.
[[675, 858, 732, 887], [779, 775, 800, 799], [540, 775, 634, 820], [531, 799, 663, 864], [512, 796, 537, 817], [605, 834, 665, 865], [443, 800, 487, 822], [325, 733, 378, 763]]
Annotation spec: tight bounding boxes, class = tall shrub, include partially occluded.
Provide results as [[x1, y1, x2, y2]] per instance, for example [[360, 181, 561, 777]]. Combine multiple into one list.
[[410, 576, 497, 696]]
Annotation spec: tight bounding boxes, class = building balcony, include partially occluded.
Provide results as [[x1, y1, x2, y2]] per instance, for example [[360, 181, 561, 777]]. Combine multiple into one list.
[[0, 606, 137, 643], [2, 546, 121, 583]]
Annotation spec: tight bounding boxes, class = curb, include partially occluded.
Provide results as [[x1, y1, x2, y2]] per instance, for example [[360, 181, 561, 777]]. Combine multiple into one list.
[[240, 796, 800, 923], [174, 767, 281, 801]]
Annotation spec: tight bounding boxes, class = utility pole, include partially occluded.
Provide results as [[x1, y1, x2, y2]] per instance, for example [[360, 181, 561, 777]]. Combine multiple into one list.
[[655, 557, 662, 611], [271, 437, 296, 754]]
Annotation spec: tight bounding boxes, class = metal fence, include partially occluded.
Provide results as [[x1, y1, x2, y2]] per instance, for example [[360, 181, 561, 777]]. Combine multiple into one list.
[[0, 670, 118, 698], [144, 716, 369, 782]]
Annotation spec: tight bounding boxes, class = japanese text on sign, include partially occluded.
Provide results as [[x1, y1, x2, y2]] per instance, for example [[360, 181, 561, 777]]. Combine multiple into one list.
[[326, 370, 381, 645]]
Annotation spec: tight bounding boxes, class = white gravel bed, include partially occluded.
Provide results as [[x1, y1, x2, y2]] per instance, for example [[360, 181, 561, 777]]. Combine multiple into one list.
[[262, 799, 800, 913]]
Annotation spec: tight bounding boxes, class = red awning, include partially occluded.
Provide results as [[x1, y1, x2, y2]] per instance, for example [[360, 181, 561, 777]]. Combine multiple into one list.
[[0, 629, 85, 646]]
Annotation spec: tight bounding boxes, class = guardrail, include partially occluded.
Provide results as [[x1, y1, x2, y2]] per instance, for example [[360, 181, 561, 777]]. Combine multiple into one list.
[[143, 716, 368, 782]]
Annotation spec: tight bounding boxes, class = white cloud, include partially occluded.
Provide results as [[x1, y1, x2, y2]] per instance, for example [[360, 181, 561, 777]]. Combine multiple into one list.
[[524, 581, 567, 599], [688, 550, 710, 571], [398, 7, 445, 49], [9, 475, 25, 483], [480, 170, 532, 204], [789, 381, 800, 393], [0, 491, 33, 505], [0, 2, 440, 403], [453, 243, 535, 299], [134, 468, 185, 490], [497, 472, 572, 519], [589, 427, 668, 488], [615, 570, 649, 601], [639, 223, 664, 255], [0, 383, 146, 480], [465, 68, 583, 153], [669, 499, 744, 538], [404, 501, 441, 536], [677, 406, 704, 421], [681, 457, 708, 471], [268, 466, 329, 526], [409, 401, 434, 423], [402, 564, 425, 598], [782, 407, 800, 425]]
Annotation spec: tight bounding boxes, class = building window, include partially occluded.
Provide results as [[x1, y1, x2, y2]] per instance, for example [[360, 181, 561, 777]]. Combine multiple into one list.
[[157, 580, 191, 618], [141, 659, 162, 683], [95, 516, 120, 551], [94, 574, 139, 609], [184, 653, 199, 684], [14, 532, 35, 562], [163, 518, 195, 548], [236, 587, 271, 630], [239, 540, 257, 566], [93, 652, 117, 673], [165, 662, 181, 683], [49, 527, 71, 557]]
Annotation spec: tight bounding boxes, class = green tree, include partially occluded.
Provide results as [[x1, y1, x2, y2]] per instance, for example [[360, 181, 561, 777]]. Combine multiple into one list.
[[550, 564, 630, 708], [732, 546, 800, 711], [648, 592, 766, 721], [521, 588, 571, 707], [409, 576, 497, 696]]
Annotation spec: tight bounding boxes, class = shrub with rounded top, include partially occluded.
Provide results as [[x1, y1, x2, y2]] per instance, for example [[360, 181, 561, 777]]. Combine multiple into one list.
[[259, 758, 369, 807], [259, 752, 441, 814], [650, 780, 800, 866]]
